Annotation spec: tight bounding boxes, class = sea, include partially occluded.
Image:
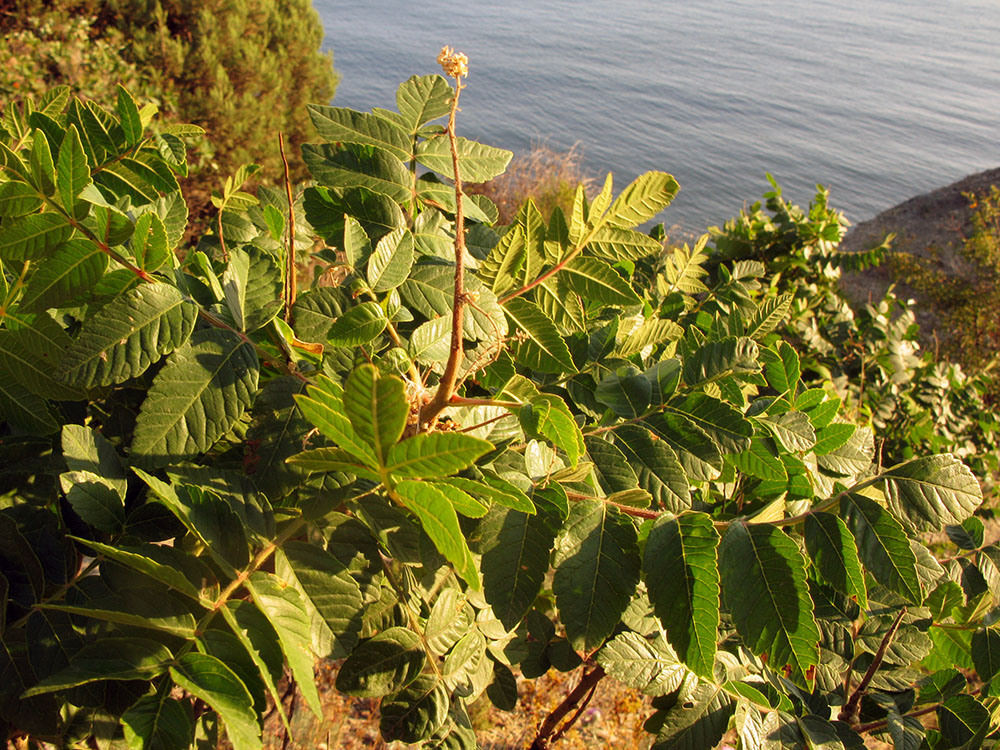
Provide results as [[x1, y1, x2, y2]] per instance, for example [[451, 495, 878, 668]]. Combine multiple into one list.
[[314, 1, 1000, 236]]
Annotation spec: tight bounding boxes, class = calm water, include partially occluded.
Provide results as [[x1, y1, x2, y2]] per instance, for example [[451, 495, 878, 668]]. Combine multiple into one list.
[[315, 1, 1000, 234]]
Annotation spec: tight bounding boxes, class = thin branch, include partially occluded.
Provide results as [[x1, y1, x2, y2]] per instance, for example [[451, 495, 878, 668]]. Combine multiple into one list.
[[278, 133, 297, 323], [216, 201, 229, 263], [457, 412, 515, 433], [838, 607, 907, 725], [419, 72, 467, 429], [448, 396, 522, 410], [530, 666, 606, 750], [563, 490, 662, 520]]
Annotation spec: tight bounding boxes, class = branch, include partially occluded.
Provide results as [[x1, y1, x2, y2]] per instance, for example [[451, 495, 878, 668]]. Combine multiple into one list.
[[530, 665, 606, 750], [420, 71, 467, 430], [838, 607, 906, 725]]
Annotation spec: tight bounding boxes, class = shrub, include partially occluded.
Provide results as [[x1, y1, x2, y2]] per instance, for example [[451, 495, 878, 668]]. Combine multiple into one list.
[[0, 67, 995, 750]]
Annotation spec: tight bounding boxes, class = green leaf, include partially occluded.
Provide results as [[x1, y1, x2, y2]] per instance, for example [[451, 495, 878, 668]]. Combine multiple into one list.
[[131, 212, 170, 272], [971, 627, 1000, 682], [817, 426, 874, 477], [387, 432, 493, 479], [813, 423, 856, 456], [395, 480, 479, 589], [416, 135, 512, 182], [56, 124, 90, 212], [0, 316, 81, 400], [760, 411, 816, 452], [169, 653, 261, 750], [938, 695, 990, 750], [307, 105, 410, 161], [553, 500, 641, 652], [25, 638, 172, 695], [0, 211, 73, 261], [727, 438, 787, 481], [586, 435, 640, 494], [615, 425, 690, 512], [424, 480, 488, 517], [604, 172, 679, 229], [19, 238, 107, 312], [0, 180, 43, 217], [0, 370, 58, 434], [719, 522, 820, 685], [285, 447, 381, 481], [293, 376, 377, 466], [645, 412, 722, 482], [246, 572, 322, 718], [326, 301, 387, 346], [503, 297, 576, 373], [278, 542, 364, 657], [804, 513, 868, 609], [439, 475, 535, 514], [291, 286, 349, 341], [597, 631, 688, 696], [380, 674, 450, 743], [302, 142, 411, 203], [644, 513, 720, 679], [880, 455, 982, 533], [131, 328, 259, 469], [72, 539, 203, 601], [745, 295, 793, 341], [396, 74, 453, 131], [367, 227, 415, 292], [116, 84, 143, 145], [683, 337, 760, 387], [481, 506, 559, 630], [62, 423, 126, 494], [519, 394, 584, 467], [560, 256, 641, 306], [595, 367, 652, 419], [400, 264, 507, 342], [122, 693, 194, 750], [665, 393, 752, 455], [588, 225, 664, 261], [649, 680, 733, 750], [841, 493, 922, 604], [761, 341, 800, 395], [60, 471, 125, 533], [60, 284, 197, 387], [335, 626, 425, 697], [343, 364, 407, 466]]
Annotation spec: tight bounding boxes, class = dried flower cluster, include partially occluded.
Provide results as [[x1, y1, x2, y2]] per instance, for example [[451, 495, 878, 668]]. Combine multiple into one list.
[[437, 45, 469, 79]]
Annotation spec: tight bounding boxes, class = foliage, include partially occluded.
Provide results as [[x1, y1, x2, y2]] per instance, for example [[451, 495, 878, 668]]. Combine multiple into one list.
[[0, 70, 997, 750], [0, 0, 337, 213], [709, 180, 1000, 494], [892, 185, 1000, 376]]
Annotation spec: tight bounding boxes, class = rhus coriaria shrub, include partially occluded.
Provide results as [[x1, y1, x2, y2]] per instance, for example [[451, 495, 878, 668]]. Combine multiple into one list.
[[0, 58, 997, 750]]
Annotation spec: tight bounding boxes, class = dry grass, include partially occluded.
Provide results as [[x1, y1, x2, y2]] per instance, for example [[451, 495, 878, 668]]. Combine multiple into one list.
[[466, 143, 595, 225]]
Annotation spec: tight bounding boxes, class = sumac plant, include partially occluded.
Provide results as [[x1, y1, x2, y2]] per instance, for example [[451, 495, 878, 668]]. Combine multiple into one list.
[[0, 55, 997, 750]]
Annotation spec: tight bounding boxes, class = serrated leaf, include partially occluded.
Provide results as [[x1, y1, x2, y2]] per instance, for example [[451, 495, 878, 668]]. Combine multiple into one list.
[[386, 432, 493, 479], [0, 211, 73, 261], [57, 124, 90, 212], [938, 695, 990, 750], [683, 337, 760, 387], [0, 180, 43, 217], [813, 423, 856, 456], [396, 74, 453, 130], [122, 693, 194, 750], [60, 284, 197, 387], [761, 341, 800, 395], [481, 505, 559, 630], [841, 493, 922, 604], [291, 286, 349, 341], [335, 626, 425, 697], [395, 480, 479, 588], [880, 455, 982, 533], [440, 475, 535, 514], [666, 393, 752, 455], [503, 297, 576, 373], [131, 328, 259, 468], [416, 136, 512, 182], [25, 638, 172, 695], [971, 627, 1000, 681], [804, 513, 868, 609], [560, 256, 641, 306], [605, 172, 679, 229], [307, 105, 410, 161], [326, 301, 387, 346], [116, 84, 142, 145], [817, 426, 874, 477], [408, 315, 451, 366], [719, 522, 820, 685], [596, 367, 652, 419], [367, 227, 415, 292], [60, 471, 125, 532], [0, 316, 81, 401], [302, 142, 411, 203], [586, 435, 639, 494], [644, 412, 722, 482], [760, 410, 816, 453], [649, 680, 733, 750], [553, 500, 641, 652], [131, 212, 169, 272], [615, 425, 690, 512], [727, 438, 787, 481], [343, 364, 407, 466], [169, 653, 261, 750], [746, 295, 792, 340], [597, 631, 688, 696], [400, 264, 507, 342], [519, 394, 584, 467], [644, 513, 720, 679], [0, 370, 58, 434], [380, 674, 450, 743], [587, 224, 664, 261], [293, 375, 377, 466], [20, 238, 107, 312]]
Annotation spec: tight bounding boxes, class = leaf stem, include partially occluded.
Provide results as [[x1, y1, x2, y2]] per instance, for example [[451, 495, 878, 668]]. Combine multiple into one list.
[[838, 607, 906, 724], [530, 665, 606, 750], [278, 132, 297, 323]]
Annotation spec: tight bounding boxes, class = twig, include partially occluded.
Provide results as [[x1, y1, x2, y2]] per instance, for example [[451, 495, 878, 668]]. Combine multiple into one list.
[[216, 202, 229, 263], [278, 133, 297, 322], [420, 64, 468, 430], [550, 680, 599, 746], [838, 607, 907, 725], [530, 666, 606, 750]]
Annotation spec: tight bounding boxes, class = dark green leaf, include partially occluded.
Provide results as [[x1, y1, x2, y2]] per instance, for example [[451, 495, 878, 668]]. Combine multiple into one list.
[[804, 513, 868, 609], [597, 631, 688, 696], [615, 425, 690, 512], [169, 653, 261, 750], [395, 480, 479, 589], [503, 297, 576, 373], [20, 238, 107, 312], [335, 626, 425, 697], [0, 212, 73, 261], [380, 674, 450, 743], [25, 638, 172, 695], [326, 301, 387, 346], [121, 693, 194, 750], [841, 493, 922, 604], [880, 455, 982, 533]]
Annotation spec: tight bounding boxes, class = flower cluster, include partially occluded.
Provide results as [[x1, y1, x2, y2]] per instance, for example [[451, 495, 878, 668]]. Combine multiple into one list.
[[437, 45, 469, 79]]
